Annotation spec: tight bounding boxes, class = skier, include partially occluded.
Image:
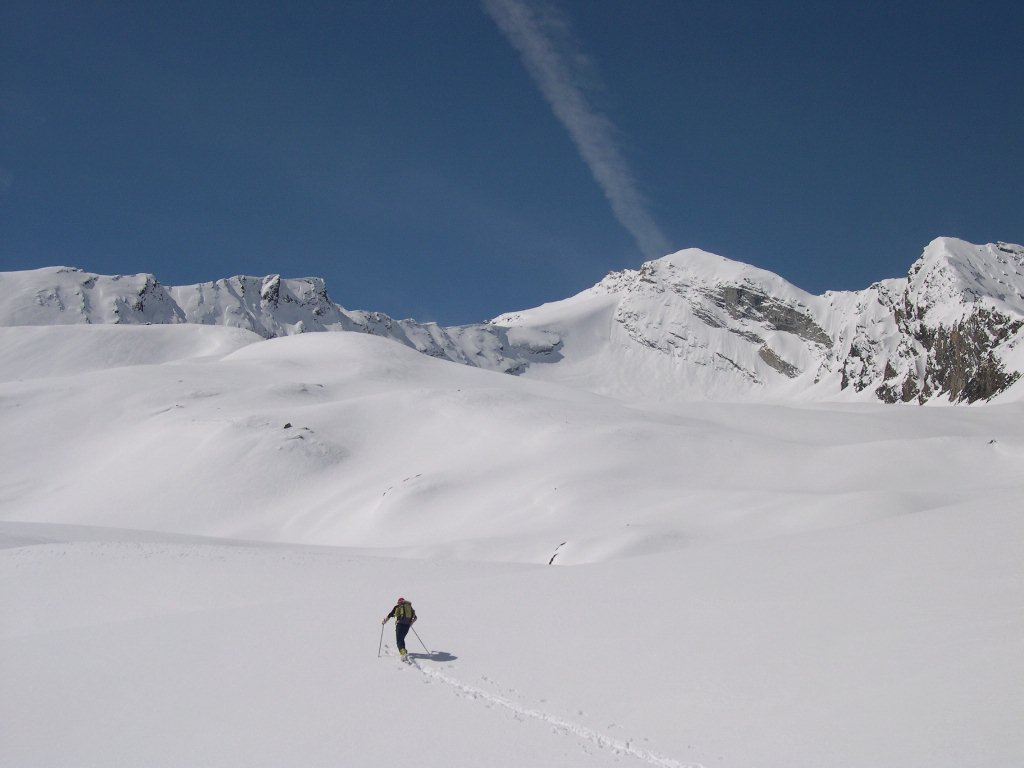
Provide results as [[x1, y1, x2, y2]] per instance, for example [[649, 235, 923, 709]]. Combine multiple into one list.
[[382, 597, 417, 658]]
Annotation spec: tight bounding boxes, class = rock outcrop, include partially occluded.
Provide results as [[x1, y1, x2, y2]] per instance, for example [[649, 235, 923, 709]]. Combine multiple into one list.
[[834, 239, 1024, 403]]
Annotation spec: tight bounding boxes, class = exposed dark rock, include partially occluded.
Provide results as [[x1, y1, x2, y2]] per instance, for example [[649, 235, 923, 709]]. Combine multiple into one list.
[[759, 345, 800, 378], [711, 286, 832, 346], [261, 275, 281, 306], [925, 311, 1023, 403]]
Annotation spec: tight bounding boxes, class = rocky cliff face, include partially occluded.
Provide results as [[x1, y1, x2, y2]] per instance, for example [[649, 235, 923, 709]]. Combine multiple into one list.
[[832, 239, 1024, 403], [2, 237, 1021, 403]]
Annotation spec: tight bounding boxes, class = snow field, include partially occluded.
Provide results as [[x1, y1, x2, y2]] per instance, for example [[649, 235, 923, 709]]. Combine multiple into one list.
[[1, 323, 1023, 766], [1, 528, 697, 767], [4, 498, 1022, 767], [2, 329, 1022, 561]]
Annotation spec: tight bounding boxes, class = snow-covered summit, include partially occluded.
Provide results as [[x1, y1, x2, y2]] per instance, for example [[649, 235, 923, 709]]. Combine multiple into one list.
[[0, 267, 185, 326], [492, 246, 835, 401], [2, 237, 1022, 403], [640, 247, 813, 293], [907, 237, 1024, 323], [0, 266, 361, 337], [492, 237, 1023, 404], [837, 237, 1024, 403]]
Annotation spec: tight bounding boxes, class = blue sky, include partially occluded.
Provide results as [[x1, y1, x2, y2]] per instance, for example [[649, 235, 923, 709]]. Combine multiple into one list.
[[2, 1, 1021, 324]]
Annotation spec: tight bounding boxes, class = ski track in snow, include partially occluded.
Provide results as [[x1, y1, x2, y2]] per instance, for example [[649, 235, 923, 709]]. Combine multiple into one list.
[[394, 652, 702, 767]]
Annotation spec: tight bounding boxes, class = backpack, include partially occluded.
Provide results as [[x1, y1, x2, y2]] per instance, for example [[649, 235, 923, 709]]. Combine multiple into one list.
[[395, 602, 414, 621]]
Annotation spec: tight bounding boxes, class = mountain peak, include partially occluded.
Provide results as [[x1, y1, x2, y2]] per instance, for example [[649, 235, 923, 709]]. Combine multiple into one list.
[[654, 247, 776, 278], [909, 237, 1024, 321], [2, 237, 1022, 404]]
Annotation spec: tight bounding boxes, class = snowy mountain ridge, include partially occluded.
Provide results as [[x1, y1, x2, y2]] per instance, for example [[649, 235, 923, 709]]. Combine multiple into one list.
[[3, 244, 1024, 768], [2, 236, 1021, 403]]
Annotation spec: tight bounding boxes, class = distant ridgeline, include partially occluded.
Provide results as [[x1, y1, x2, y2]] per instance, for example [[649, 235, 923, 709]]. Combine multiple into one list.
[[2, 237, 1022, 404]]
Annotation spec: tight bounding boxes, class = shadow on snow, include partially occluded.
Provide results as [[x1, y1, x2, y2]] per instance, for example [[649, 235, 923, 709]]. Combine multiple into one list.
[[407, 650, 458, 663]]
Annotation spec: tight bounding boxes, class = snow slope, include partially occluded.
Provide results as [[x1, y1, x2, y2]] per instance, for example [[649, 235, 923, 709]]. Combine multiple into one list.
[[4, 504, 1021, 768], [3, 327, 1022, 560], [0, 324, 261, 383], [2, 301, 1023, 767]]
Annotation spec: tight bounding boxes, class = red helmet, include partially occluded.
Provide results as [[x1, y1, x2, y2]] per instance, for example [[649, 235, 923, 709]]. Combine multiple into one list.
[[397, 597, 405, 603]]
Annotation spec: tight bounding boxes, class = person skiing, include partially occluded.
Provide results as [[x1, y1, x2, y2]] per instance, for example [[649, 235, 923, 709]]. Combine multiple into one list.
[[382, 597, 417, 658]]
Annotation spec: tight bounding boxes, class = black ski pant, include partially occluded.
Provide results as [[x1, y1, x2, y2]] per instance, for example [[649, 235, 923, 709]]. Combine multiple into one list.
[[395, 621, 411, 651]]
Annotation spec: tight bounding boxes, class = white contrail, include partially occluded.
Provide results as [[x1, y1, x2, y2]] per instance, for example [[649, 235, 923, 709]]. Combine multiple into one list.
[[483, 0, 671, 259]]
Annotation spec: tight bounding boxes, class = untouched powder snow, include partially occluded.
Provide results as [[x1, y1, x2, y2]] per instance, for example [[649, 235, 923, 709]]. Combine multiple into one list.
[[2, 318, 1023, 766], [0, 324, 262, 383], [3, 503, 1021, 768], [2, 327, 1023, 558]]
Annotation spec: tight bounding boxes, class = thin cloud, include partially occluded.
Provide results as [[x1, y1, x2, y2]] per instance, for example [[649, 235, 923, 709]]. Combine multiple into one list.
[[483, 0, 671, 259]]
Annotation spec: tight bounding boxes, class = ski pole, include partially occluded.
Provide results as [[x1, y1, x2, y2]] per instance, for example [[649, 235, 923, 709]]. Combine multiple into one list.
[[377, 622, 385, 658], [411, 626, 430, 655]]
